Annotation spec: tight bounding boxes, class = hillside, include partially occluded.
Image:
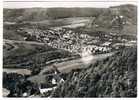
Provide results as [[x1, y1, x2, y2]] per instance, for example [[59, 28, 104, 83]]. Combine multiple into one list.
[[51, 47, 137, 97], [3, 4, 137, 36], [3, 4, 136, 23], [3, 39, 77, 70]]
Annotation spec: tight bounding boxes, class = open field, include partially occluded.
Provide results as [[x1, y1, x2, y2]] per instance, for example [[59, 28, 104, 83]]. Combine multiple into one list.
[[26, 17, 91, 27], [3, 39, 76, 69]]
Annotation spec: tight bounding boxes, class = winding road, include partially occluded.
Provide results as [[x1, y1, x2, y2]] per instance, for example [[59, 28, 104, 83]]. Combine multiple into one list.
[[41, 51, 115, 73], [3, 39, 46, 46], [28, 51, 116, 83], [3, 39, 116, 83]]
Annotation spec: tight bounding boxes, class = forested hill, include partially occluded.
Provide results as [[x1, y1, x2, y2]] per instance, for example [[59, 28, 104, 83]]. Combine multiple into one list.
[[4, 4, 137, 24], [51, 47, 137, 97]]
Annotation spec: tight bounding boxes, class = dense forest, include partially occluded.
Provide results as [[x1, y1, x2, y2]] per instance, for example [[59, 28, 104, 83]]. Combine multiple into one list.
[[51, 47, 137, 97]]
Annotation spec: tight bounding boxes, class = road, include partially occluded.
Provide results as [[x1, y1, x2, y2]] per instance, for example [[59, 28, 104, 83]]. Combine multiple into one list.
[[28, 51, 116, 84], [41, 51, 115, 73], [4, 39, 46, 45], [3, 39, 80, 55], [3, 39, 116, 83], [3, 68, 31, 75], [3, 39, 48, 58]]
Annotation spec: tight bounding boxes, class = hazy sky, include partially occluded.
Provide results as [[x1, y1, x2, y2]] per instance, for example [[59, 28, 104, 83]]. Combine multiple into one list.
[[4, 0, 137, 8]]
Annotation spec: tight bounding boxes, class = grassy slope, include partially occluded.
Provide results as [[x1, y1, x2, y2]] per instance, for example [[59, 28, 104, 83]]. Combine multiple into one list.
[[3, 41, 74, 69]]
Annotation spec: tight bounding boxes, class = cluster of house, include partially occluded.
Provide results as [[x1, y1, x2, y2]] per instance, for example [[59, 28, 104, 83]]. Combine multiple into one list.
[[35, 65, 65, 97], [82, 45, 112, 55], [33, 28, 112, 54], [19, 27, 136, 56], [3, 65, 65, 97]]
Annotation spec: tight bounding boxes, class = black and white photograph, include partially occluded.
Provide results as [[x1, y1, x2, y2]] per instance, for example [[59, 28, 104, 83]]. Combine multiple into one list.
[[2, 0, 137, 98]]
